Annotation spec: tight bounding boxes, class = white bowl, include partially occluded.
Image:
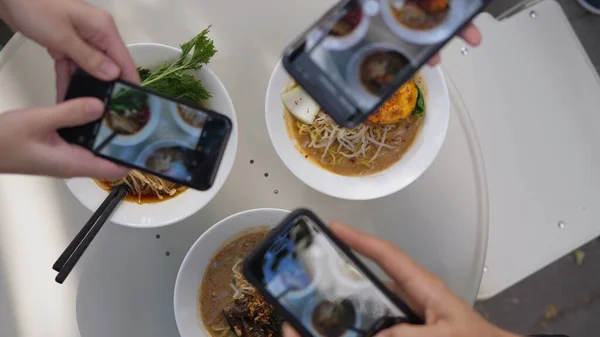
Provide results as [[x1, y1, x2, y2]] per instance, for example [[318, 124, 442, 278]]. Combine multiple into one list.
[[265, 60, 449, 200], [99, 93, 161, 146], [321, 0, 372, 51], [171, 103, 205, 138], [379, 0, 468, 45], [66, 43, 238, 228], [134, 139, 195, 182], [346, 42, 413, 110], [174, 208, 290, 337]]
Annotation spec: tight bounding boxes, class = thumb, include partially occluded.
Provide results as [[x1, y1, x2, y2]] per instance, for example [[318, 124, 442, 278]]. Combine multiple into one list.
[[40, 98, 105, 130]]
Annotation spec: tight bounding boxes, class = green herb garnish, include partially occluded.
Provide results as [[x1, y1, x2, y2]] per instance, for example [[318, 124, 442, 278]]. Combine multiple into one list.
[[110, 89, 147, 113], [137, 67, 151, 82], [412, 84, 425, 116], [137, 26, 217, 103]]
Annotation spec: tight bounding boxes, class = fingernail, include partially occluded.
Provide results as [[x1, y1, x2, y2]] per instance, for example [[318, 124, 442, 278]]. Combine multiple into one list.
[[100, 60, 120, 78]]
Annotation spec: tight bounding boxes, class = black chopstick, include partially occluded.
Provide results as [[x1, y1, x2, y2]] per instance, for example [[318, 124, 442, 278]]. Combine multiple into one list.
[[52, 185, 126, 271], [93, 131, 119, 153], [53, 185, 128, 284]]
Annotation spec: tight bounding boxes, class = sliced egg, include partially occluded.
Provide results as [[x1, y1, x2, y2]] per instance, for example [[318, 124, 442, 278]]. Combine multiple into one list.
[[281, 86, 320, 125]]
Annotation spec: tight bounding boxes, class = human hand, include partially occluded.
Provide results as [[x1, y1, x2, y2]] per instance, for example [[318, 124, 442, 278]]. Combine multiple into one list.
[[0, 0, 140, 101], [0, 98, 128, 178], [428, 23, 481, 66], [283, 222, 519, 337]]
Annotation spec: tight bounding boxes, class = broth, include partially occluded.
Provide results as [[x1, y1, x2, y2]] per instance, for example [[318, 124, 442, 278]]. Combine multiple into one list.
[[359, 51, 409, 96], [199, 228, 283, 337]]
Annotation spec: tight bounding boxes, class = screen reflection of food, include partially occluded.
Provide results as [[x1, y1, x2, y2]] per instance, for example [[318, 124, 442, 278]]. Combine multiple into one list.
[[200, 229, 284, 337], [391, 0, 450, 30], [312, 299, 357, 337], [284, 76, 426, 176], [94, 171, 187, 204], [359, 51, 409, 96], [145, 146, 192, 180], [177, 104, 206, 128], [259, 216, 407, 337], [106, 89, 150, 135], [329, 1, 362, 37]]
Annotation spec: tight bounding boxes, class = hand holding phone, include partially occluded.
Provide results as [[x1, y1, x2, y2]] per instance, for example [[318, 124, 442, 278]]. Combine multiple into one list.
[[243, 209, 423, 337], [249, 215, 520, 337], [0, 97, 128, 178], [58, 70, 232, 191], [283, 0, 489, 127]]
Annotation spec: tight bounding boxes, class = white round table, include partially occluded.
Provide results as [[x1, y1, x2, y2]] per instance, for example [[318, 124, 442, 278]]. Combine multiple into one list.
[[0, 1, 488, 336]]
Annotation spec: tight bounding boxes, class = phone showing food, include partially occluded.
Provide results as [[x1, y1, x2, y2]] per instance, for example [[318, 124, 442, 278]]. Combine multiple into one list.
[[283, 0, 489, 127], [58, 69, 232, 191], [243, 209, 423, 337]]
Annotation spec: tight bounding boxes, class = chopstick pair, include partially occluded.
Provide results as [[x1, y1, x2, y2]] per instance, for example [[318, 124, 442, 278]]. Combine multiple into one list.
[[52, 185, 128, 284]]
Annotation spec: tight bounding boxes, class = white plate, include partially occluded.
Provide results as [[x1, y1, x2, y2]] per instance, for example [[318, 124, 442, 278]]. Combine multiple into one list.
[[174, 208, 290, 337], [265, 60, 449, 200], [66, 43, 238, 228]]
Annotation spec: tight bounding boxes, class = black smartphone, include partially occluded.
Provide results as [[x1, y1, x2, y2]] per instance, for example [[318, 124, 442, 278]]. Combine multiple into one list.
[[58, 69, 232, 191], [243, 209, 423, 337], [283, 0, 490, 127]]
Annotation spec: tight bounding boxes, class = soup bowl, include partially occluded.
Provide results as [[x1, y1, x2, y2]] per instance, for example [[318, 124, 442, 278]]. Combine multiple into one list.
[[379, 0, 470, 45], [171, 103, 206, 137], [265, 60, 449, 200], [66, 43, 238, 228], [99, 93, 161, 146], [174, 208, 290, 337]]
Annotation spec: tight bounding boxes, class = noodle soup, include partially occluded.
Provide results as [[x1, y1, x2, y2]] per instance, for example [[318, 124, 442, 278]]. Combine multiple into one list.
[[199, 228, 283, 337], [284, 76, 426, 176], [106, 88, 151, 135], [94, 171, 187, 204]]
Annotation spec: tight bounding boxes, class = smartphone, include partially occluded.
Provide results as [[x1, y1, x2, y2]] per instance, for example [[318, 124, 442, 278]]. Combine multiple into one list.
[[283, 0, 490, 127], [58, 69, 232, 191], [243, 209, 423, 337]]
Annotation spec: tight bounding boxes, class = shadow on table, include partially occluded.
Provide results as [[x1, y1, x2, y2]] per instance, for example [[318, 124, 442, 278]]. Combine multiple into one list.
[[0, 188, 22, 337], [0, 266, 20, 337], [43, 181, 221, 336]]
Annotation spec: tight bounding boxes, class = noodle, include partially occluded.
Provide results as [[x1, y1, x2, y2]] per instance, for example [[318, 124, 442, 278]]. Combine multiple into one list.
[[299, 112, 406, 167], [286, 77, 425, 176], [95, 170, 185, 204]]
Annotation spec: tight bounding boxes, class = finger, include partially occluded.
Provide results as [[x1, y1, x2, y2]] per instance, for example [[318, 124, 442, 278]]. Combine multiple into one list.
[[54, 32, 121, 81], [71, 5, 140, 83], [40, 98, 105, 130], [46, 143, 128, 179], [283, 324, 301, 337], [329, 222, 448, 312], [383, 280, 422, 316], [459, 24, 481, 46], [54, 58, 72, 103], [376, 324, 443, 337], [427, 54, 441, 66]]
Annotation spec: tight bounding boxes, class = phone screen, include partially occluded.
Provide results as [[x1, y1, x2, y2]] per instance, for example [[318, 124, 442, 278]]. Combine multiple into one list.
[[59, 70, 231, 191], [284, 0, 485, 126], [246, 213, 416, 337]]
